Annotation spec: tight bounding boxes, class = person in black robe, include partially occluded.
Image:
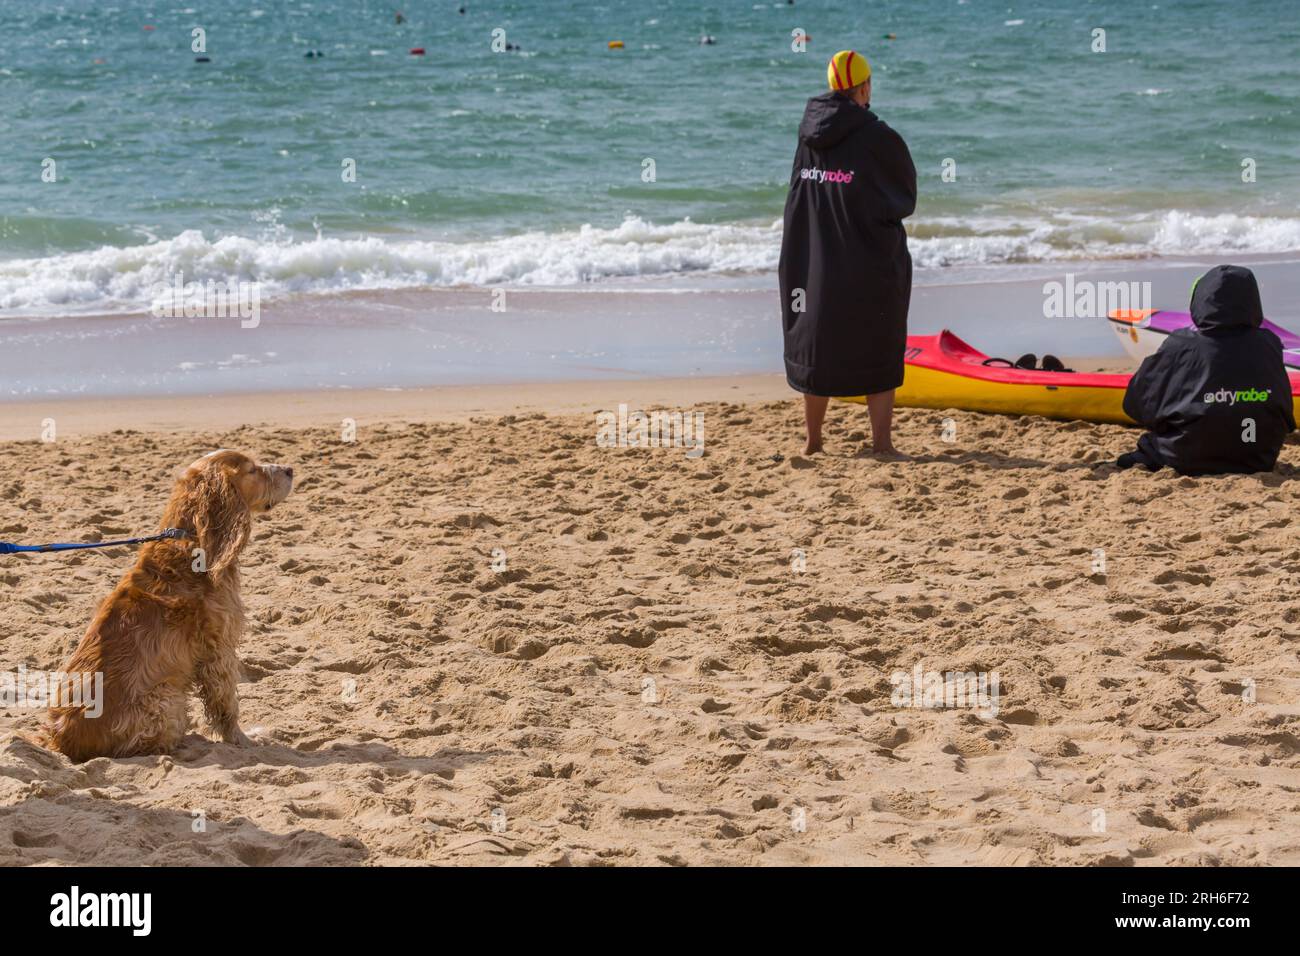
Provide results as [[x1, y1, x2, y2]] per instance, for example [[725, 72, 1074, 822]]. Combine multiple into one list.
[[1120, 264, 1294, 475], [778, 49, 917, 456]]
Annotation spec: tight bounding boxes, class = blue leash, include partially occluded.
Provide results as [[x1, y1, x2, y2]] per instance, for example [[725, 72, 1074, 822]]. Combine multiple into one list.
[[0, 528, 193, 555]]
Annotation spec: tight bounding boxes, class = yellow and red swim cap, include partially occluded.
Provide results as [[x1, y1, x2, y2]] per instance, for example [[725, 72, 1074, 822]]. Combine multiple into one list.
[[827, 49, 871, 91]]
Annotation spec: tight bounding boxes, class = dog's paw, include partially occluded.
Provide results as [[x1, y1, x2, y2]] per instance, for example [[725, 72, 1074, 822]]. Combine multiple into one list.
[[222, 728, 256, 747]]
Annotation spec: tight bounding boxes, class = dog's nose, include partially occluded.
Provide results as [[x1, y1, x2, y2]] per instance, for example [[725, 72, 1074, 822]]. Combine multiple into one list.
[[284, 467, 294, 479]]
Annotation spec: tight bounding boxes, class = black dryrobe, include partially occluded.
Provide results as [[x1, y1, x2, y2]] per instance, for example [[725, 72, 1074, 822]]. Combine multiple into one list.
[[1123, 264, 1294, 475], [778, 91, 917, 396]]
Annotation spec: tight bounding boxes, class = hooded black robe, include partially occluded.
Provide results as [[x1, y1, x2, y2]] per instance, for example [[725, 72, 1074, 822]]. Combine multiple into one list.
[[1123, 264, 1295, 475], [778, 91, 917, 396]]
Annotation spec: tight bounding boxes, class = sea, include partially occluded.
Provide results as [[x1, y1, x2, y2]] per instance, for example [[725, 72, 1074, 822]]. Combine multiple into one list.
[[1, 0, 1297, 318]]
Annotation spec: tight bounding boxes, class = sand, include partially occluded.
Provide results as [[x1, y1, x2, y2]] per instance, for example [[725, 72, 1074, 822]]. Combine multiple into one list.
[[1, 390, 1298, 866], [0, 375, 790, 442]]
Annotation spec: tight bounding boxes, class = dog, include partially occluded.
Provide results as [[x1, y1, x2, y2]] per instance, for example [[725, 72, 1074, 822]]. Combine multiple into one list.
[[45, 450, 294, 761]]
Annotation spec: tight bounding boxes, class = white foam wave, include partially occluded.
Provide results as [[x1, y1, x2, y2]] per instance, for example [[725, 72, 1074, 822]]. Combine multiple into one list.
[[1, 210, 1297, 316], [908, 210, 1300, 269], [0, 217, 781, 315]]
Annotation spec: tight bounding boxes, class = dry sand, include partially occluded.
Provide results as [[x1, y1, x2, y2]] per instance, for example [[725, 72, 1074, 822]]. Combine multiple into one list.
[[1, 389, 1298, 866]]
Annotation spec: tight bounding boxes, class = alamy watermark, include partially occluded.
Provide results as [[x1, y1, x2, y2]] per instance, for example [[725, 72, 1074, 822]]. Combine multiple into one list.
[[890, 665, 1000, 719], [1, 665, 103, 717], [596, 404, 704, 458], [1043, 273, 1151, 319], [49, 886, 151, 936], [148, 271, 261, 328]]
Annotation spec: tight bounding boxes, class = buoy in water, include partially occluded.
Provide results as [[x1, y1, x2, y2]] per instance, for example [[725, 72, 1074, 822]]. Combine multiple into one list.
[[409, 47, 425, 55], [608, 40, 624, 49]]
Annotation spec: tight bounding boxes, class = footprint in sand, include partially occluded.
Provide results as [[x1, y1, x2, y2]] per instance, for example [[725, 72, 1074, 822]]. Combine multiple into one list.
[[1153, 568, 1213, 587], [1111, 608, 1146, 623], [606, 627, 658, 649], [1143, 642, 1227, 663]]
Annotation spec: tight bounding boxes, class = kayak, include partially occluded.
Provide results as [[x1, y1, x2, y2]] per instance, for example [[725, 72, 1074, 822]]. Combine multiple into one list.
[[1108, 308, 1300, 369], [887, 330, 1130, 423], [837, 329, 1300, 425]]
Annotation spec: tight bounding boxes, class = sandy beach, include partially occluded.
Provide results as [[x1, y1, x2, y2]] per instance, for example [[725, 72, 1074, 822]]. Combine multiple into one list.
[[7, 1, 1300, 933], [2, 387, 1297, 866]]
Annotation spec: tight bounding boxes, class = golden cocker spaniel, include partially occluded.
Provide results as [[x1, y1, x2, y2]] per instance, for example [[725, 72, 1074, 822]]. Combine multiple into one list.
[[45, 450, 294, 761]]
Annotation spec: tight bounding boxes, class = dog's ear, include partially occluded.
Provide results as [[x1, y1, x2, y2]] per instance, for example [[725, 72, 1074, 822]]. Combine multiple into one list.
[[186, 462, 251, 574], [174, 449, 229, 482]]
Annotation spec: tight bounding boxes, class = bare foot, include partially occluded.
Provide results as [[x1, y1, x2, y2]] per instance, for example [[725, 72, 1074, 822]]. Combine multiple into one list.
[[803, 440, 824, 456]]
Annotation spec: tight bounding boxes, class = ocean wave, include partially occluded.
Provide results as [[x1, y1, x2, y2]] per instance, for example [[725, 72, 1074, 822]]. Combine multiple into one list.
[[0, 218, 782, 315], [1, 211, 1298, 316], [908, 210, 1300, 269]]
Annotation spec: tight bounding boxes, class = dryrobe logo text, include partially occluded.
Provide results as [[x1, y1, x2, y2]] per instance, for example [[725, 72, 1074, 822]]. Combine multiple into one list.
[[1203, 387, 1271, 405], [799, 167, 855, 185]]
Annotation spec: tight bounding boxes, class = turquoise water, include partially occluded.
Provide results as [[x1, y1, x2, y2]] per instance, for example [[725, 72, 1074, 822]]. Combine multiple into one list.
[[2, 0, 1298, 314]]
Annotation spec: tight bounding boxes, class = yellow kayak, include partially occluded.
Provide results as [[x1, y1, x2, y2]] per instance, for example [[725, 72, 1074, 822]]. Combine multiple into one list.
[[836, 330, 1133, 423], [838, 329, 1300, 424]]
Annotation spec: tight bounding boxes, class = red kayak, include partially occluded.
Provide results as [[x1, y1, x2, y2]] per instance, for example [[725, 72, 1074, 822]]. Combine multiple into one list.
[[839, 330, 1300, 425]]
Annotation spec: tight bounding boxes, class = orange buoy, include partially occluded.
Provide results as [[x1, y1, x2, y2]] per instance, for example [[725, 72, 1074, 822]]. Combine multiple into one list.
[[608, 40, 624, 49], [409, 47, 425, 55]]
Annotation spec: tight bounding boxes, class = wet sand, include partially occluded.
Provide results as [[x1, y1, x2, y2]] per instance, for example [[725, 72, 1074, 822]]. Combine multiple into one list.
[[5, 253, 1297, 401]]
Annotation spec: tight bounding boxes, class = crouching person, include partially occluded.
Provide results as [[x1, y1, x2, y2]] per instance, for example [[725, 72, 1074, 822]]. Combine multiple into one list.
[[1119, 264, 1294, 475]]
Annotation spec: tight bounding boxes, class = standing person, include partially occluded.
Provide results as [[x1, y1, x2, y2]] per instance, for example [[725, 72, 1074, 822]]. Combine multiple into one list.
[[779, 49, 917, 457]]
